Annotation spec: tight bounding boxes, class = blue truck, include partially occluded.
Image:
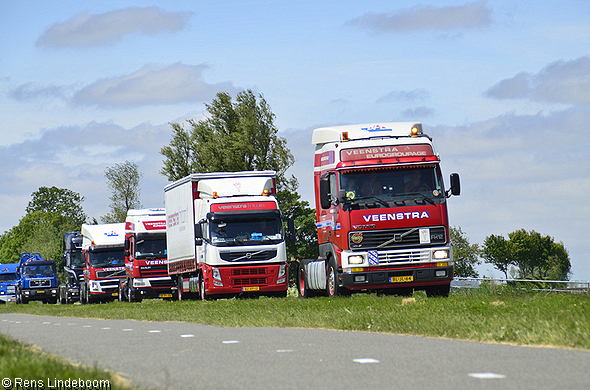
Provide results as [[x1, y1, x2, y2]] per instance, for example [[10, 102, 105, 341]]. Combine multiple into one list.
[[0, 263, 19, 303], [16, 253, 58, 304]]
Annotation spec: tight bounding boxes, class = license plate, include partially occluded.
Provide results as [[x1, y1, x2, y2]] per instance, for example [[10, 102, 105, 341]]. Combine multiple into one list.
[[112, 292, 118, 296], [390, 275, 413, 283], [37, 290, 45, 294], [159, 293, 173, 298], [242, 286, 260, 292]]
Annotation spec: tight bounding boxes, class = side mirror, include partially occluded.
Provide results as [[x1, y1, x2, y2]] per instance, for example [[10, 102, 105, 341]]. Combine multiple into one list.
[[195, 223, 203, 246], [319, 175, 331, 209], [450, 173, 461, 196], [287, 218, 296, 242]]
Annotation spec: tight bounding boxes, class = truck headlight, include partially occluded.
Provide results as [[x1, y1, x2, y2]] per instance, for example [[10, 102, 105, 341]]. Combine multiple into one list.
[[347, 255, 364, 265], [133, 278, 150, 288], [433, 250, 450, 260], [277, 264, 287, 284], [89, 281, 101, 292], [212, 268, 223, 286]]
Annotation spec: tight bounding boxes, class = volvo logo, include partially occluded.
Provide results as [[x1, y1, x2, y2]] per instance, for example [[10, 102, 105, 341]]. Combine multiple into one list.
[[245, 253, 252, 259]]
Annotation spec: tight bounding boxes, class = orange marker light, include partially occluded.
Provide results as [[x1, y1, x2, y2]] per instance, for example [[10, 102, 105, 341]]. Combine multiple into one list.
[[342, 131, 350, 141]]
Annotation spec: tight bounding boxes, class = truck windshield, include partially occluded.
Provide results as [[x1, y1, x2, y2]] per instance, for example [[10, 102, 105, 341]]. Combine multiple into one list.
[[23, 264, 56, 276], [0, 273, 18, 282], [69, 252, 84, 268], [88, 249, 125, 268], [135, 237, 167, 259], [340, 166, 444, 206], [210, 217, 283, 247]]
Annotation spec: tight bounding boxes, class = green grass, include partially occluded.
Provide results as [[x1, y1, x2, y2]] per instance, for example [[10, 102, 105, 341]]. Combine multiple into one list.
[[3, 286, 590, 349]]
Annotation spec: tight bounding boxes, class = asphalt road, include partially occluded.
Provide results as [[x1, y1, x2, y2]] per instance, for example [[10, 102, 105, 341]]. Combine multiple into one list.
[[1, 313, 590, 390]]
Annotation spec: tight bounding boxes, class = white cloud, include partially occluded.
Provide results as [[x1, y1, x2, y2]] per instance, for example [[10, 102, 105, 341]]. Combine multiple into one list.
[[36, 7, 192, 48], [72, 63, 238, 107], [346, 1, 492, 33], [376, 88, 430, 103], [485, 57, 590, 105]]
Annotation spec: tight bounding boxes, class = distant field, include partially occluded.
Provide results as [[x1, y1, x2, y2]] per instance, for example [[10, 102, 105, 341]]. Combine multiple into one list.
[[3, 286, 589, 350]]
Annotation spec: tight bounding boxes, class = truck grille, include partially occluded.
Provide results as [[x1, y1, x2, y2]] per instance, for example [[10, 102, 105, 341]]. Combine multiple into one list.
[[30, 280, 51, 287], [376, 248, 431, 264], [150, 278, 176, 288], [220, 250, 277, 262], [96, 269, 126, 278], [349, 226, 446, 250], [233, 277, 267, 286]]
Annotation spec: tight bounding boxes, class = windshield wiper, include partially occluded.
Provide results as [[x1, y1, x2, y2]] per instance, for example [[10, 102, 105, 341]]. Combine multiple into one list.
[[406, 192, 435, 205], [353, 196, 389, 208]]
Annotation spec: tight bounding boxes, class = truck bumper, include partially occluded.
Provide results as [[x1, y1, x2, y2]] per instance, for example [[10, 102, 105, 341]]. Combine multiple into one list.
[[202, 263, 289, 297], [340, 265, 454, 291], [21, 288, 58, 301], [130, 278, 177, 300]]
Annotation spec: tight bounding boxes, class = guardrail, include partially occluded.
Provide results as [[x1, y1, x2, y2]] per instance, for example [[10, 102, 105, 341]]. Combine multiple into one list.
[[451, 277, 590, 294]]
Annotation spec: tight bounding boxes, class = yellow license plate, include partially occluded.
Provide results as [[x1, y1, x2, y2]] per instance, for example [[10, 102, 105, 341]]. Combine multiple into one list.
[[242, 286, 260, 292], [159, 293, 173, 298], [112, 292, 118, 296], [37, 290, 45, 294], [390, 275, 413, 283]]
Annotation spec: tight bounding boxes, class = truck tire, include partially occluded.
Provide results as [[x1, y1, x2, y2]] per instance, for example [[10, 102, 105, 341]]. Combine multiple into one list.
[[426, 283, 450, 297], [127, 279, 135, 303], [297, 261, 311, 298], [327, 258, 339, 297], [177, 275, 185, 301], [199, 273, 208, 301]]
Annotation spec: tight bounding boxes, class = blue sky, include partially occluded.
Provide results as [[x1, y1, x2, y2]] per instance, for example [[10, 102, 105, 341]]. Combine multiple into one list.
[[1, 1, 589, 280]]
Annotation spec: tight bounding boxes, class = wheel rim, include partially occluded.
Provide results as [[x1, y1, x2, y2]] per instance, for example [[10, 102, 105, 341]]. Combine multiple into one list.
[[328, 266, 336, 296], [299, 269, 306, 296]]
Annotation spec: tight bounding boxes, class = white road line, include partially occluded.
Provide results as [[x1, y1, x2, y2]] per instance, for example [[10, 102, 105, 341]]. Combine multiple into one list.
[[276, 349, 294, 353], [122, 329, 133, 332], [353, 358, 380, 364], [222, 340, 240, 344], [180, 334, 194, 338], [149, 330, 161, 333], [468, 372, 506, 379], [101, 327, 111, 330]]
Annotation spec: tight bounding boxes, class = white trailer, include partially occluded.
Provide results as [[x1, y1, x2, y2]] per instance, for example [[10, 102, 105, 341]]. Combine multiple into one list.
[[165, 171, 289, 299]]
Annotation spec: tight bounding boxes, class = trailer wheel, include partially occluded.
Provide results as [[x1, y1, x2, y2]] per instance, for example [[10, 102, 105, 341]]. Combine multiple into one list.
[[327, 258, 339, 297]]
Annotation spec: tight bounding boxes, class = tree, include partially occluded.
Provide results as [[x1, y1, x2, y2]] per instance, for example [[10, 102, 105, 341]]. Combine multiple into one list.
[[160, 90, 295, 192], [450, 226, 480, 277], [481, 234, 513, 279], [481, 229, 571, 280], [26, 186, 87, 226], [102, 161, 143, 223], [0, 211, 75, 264]]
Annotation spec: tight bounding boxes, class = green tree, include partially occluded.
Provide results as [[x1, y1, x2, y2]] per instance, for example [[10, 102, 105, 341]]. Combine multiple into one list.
[[102, 160, 143, 223], [160, 90, 295, 192], [26, 186, 87, 226], [481, 234, 513, 279], [0, 211, 75, 264], [450, 226, 480, 277], [481, 230, 571, 280]]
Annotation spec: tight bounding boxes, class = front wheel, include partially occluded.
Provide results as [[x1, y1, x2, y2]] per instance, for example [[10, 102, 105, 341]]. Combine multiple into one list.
[[327, 258, 339, 297], [199, 273, 207, 300], [297, 261, 311, 298]]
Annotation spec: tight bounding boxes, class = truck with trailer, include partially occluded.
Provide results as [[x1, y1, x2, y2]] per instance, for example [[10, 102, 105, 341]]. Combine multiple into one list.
[[165, 171, 290, 300], [15, 253, 58, 304], [58, 231, 84, 304], [0, 263, 19, 303], [118, 208, 176, 302], [80, 223, 126, 303], [298, 122, 460, 298]]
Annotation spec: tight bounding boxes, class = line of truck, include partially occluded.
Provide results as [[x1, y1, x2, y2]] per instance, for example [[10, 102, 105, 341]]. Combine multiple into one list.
[[1, 122, 459, 304]]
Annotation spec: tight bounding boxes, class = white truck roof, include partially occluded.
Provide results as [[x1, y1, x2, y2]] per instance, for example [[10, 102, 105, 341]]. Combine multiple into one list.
[[81, 223, 125, 250], [126, 208, 166, 233], [164, 171, 276, 199], [312, 122, 423, 145]]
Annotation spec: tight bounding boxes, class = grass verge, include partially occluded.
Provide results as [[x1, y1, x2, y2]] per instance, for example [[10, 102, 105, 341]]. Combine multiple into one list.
[[2, 286, 589, 349]]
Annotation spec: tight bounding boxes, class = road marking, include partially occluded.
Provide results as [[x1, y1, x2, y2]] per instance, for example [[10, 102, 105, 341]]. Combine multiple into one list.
[[181, 334, 194, 338], [353, 358, 380, 364], [101, 327, 111, 330], [468, 372, 506, 379], [276, 349, 294, 353], [149, 330, 161, 333], [222, 340, 239, 344], [43, 322, 51, 324], [122, 329, 133, 332], [83, 325, 92, 328]]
